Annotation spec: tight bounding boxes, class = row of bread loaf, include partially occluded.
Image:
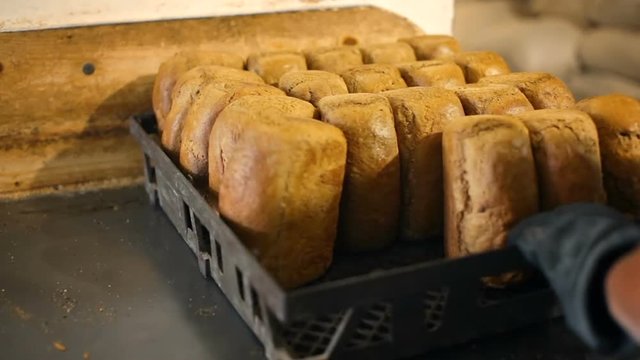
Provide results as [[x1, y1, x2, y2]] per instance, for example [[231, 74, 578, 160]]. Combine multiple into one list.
[[153, 34, 531, 184], [153, 34, 517, 129], [151, 36, 640, 289]]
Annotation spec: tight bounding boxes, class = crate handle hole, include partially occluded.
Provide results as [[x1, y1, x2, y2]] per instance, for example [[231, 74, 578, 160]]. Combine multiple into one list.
[[250, 286, 262, 321], [193, 215, 212, 256], [215, 240, 224, 273], [183, 201, 193, 231], [144, 154, 156, 183], [235, 267, 246, 301]]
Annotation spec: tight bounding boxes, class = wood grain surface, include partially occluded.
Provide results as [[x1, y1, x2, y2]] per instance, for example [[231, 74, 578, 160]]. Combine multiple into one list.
[[0, 6, 422, 198]]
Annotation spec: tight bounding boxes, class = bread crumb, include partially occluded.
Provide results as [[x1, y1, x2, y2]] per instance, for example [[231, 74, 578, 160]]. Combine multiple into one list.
[[13, 306, 32, 320], [53, 341, 66, 352], [83, 351, 91, 359]]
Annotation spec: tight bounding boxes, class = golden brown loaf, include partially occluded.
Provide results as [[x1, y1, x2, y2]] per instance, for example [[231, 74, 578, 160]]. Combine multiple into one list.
[[305, 46, 363, 73], [340, 64, 407, 93], [452, 84, 534, 116], [518, 109, 606, 210], [179, 83, 285, 178], [208, 95, 317, 193], [218, 115, 347, 289], [278, 70, 349, 105], [317, 94, 401, 251], [396, 60, 466, 88], [160, 66, 264, 157], [246, 51, 308, 86], [576, 94, 640, 216], [479, 72, 575, 109], [360, 42, 417, 64], [382, 87, 465, 240], [443, 115, 539, 259], [454, 51, 511, 83], [399, 35, 461, 60], [152, 51, 244, 130], [172, 65, 264, 91]]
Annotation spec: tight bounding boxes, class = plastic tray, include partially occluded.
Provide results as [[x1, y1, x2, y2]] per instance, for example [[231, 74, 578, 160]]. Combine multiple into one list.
[[129, 113, 560, 360]]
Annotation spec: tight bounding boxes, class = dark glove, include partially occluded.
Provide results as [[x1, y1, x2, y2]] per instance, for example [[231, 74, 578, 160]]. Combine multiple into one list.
[[509, 203, 640, 355]]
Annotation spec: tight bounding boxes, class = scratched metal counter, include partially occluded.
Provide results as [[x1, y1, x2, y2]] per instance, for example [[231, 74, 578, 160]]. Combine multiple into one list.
[[0, 186, 624, 360]]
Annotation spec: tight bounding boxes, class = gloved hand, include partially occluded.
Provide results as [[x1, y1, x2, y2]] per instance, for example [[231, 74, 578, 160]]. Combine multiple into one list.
[[509, 203, 640, 355]]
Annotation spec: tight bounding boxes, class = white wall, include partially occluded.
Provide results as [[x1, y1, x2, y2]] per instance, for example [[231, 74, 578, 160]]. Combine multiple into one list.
[[0, 0, 453, 34]]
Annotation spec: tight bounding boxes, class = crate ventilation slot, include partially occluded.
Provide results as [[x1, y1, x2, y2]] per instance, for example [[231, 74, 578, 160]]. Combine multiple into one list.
[[424, 288, 449, 331], [281, 312, 345, 358], [346, 301, 392, 349]]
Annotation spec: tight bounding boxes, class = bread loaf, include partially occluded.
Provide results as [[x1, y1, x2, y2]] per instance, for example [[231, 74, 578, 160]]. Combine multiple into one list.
[[219, 115, 347, 288], [396, 60, 466, 88], [340, 64, 407, 93], [399, 35, 461, 60], [576, 94, 640, 216], [518, 109, 606, 209], [305, 46, 363, 73], [278, 70, 349, 105], [161, 66, 264, 157], [361, 42, 416, 64], [172, 65, 264, 91], [179, 83, 285, 178], [247, 51, 307, 86], [161, 66, 263, 158], [317, 94, 401, 251], [452, 84, 534, 115], [479, 72, 575, 109], [152, 51, 244, 130], [382, 87, 465, 240], [454, 51, 511, 83], [443, 115, 538, 259], [208, 96, 317, 192]]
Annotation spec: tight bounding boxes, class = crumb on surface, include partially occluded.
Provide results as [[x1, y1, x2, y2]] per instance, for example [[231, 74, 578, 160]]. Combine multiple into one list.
[[53, 341, 66, 352]]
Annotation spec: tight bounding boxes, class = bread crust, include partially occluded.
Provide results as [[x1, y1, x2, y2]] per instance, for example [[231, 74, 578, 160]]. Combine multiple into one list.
[[179, 83, 285, 178], [152, 51, 244, 130], [361, 42, 416, 64], [479, 72, 575, 109], [247, 51, 308, 85], [451, 84, 534, 116], [518, 109, 606, 209], [208, 95, 316, 192], [305, 46, 363, 73], [160, 66, 264, 156], [576, 94, 640, 216], [317, 93, 401, 251], [219, 116, 347, 288], [382, 87, 465, 240], [340, 64, 407, 93], [454, 51, 511, 83], [396, 60, 465, 88], [399, 35, 461, 60], [443, 115, 539, 258], [278, 70, 348, 105]]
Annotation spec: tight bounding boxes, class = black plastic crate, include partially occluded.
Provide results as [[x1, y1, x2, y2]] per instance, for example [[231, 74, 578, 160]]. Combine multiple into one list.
[[129, 114, 560, 360]]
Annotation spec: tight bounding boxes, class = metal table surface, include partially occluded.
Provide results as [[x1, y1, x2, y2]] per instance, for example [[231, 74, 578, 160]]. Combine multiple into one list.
[[0, 186, 628, 360]]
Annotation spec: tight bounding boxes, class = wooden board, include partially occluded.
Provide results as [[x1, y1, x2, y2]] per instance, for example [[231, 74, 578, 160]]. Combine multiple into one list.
[[0, 6, 423, 198]]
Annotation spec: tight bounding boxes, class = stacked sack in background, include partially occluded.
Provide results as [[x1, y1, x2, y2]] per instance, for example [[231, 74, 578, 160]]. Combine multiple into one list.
[[454, 0, 640, 99]]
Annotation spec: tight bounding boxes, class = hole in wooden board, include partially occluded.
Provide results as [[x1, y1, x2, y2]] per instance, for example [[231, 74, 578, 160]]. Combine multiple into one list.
[[0, 62, 4, 74], [342, 36, 358, 45], [82, 63, 95, 75]]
